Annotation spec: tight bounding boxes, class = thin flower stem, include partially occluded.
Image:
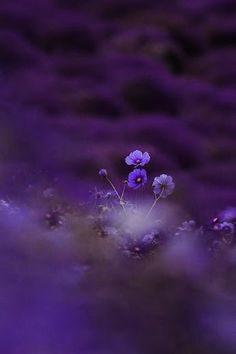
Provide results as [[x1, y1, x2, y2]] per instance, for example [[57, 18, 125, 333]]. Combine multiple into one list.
[[105, 177, 127, 215], [121, 181, 127, 201], [145, 188, 164, 219], [105, 177, 121, 199]]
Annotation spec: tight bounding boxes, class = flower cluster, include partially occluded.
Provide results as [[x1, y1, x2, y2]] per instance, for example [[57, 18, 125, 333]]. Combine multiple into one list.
[[125, 151, 175, 210], [125, 150, 150, 190], [98, 150, 175, 219], [93, 154, 236, 258], [96, 152, 236, 259]]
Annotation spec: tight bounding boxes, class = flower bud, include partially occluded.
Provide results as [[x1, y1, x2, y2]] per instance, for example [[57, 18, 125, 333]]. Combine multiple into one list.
[[99, 169, 108, 177]]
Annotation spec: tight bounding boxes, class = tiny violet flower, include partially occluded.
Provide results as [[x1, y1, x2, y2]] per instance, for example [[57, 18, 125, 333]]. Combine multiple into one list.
[[125, 150, 150, 167], [214, 221, 234, 235], [142, 232, 156, 245], [99, 169, 108, 177], [152, 174, 175, 198], [128, 169, 147, 190]]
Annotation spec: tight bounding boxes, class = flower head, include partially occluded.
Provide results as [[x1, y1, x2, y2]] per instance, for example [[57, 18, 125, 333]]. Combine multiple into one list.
[[125, 150, 150, 167], [214, 221, 234, 235], [128, 169, 147, 190], [152, 174, 175, 198], [98, 169, 108, 177]]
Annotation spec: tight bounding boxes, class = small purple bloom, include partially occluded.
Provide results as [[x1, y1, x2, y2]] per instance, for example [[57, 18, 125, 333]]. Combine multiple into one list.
[[99, 169, 108, 177], [152, 174, 175, 198], [125, 150, 150, 167], [142, 232, 155, 245], [214, 221, 234, 235], [128, 169, 147, 189]]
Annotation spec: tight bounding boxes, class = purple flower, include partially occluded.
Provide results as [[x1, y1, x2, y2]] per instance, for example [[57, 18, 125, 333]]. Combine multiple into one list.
[[125, 150, 150, 167], [142, 232, 156, 245], [214, 221, 234, 234], [152, 174, 175, 198], [99, 169, 108, 177], [128, 169, 147, 189]]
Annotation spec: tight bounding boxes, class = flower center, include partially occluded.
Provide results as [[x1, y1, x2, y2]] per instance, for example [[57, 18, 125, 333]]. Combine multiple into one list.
[[136, 159, 141, 164], [136, 177, 142, 183]]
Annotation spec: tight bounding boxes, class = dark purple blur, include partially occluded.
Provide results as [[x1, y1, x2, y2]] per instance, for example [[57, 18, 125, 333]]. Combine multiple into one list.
[[0, 0, 235, 220], [0, 0, 236, 353]]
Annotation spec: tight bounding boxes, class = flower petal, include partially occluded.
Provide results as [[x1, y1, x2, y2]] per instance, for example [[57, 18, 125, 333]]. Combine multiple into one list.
[[125, 156, 134, 165], [140, 152, 150, 166]]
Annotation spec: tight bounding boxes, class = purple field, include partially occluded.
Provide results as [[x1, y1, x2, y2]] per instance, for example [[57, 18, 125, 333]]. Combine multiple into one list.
[[0, 0, 236, 353]]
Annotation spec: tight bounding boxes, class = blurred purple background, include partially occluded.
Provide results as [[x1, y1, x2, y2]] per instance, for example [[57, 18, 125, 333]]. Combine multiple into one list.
[[0, 0, 235, 221], [0, 1, 236, 353]]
